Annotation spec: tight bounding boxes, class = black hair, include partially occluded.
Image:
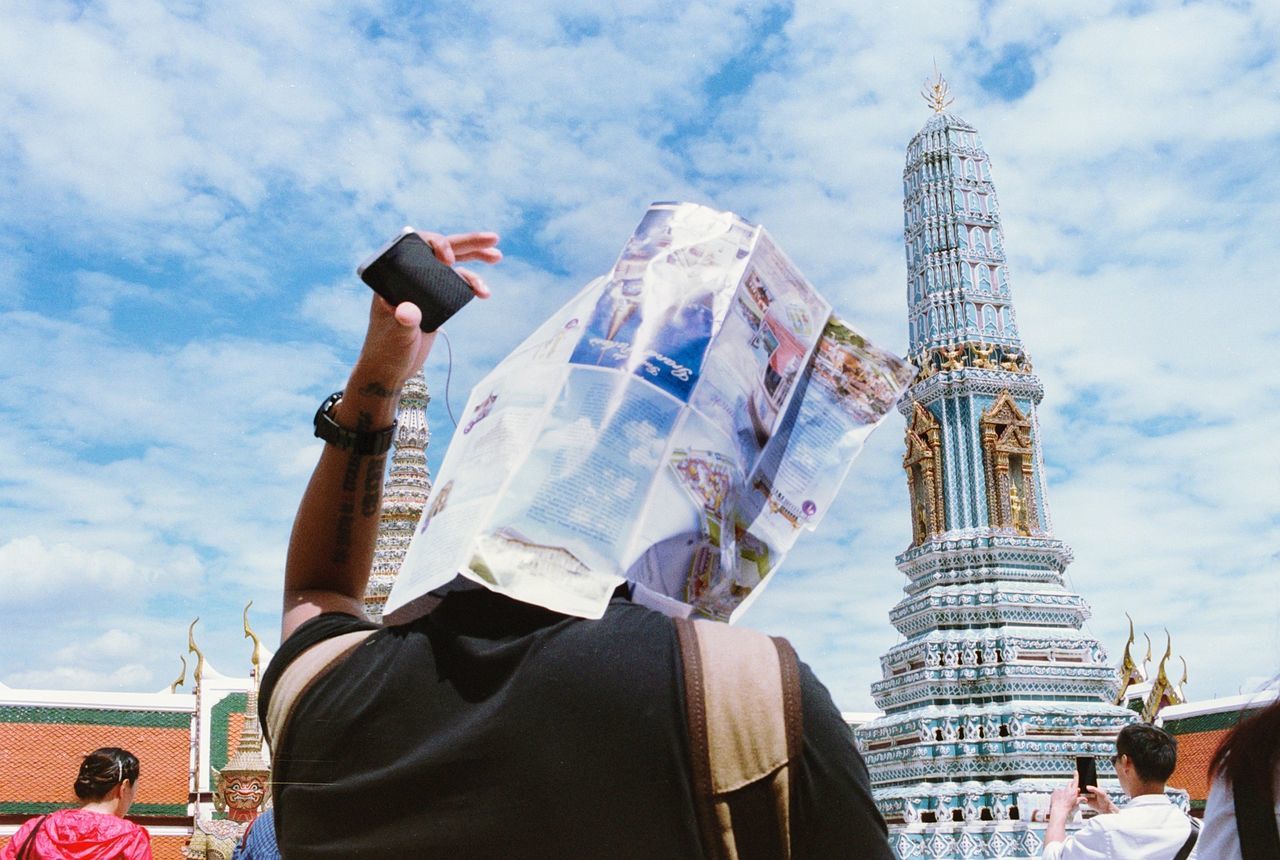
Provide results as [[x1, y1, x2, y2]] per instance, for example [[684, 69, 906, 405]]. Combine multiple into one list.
[[1210, 692, 1280, 803], [73, 748, 140, 801], [1116, 723, 1177, 783]]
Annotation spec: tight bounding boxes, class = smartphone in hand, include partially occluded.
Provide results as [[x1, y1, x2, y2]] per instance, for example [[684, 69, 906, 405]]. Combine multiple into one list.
[[1077, 756, 1098, 795], [358, 227, 474, 332]]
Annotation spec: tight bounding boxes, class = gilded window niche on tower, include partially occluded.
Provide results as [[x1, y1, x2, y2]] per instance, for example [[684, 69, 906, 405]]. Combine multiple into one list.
[[904, 402, 945, 544], [980, 391, 1039, 535]]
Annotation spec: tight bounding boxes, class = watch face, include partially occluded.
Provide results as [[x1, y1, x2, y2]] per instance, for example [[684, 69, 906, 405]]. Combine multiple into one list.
[[314, 392, 395, 455]]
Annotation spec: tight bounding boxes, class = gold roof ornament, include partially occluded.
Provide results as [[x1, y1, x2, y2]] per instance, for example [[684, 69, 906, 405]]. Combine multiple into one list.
[[187, 618, 206, 686], [1141, 630, 1186, 722], [1114, 613, 1140, 705], [168, 655, 187, 694], [921, 65, 955, 114], [1155, 631, 1173, 686], [243, 601, 265, 688]]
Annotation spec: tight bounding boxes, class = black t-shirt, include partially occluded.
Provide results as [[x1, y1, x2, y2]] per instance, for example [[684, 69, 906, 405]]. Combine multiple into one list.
[[260, 589, 890, 859]]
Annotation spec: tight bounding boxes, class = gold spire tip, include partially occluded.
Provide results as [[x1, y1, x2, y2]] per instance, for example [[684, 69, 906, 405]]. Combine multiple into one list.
[[243, 600, 266, 684], [921, 65, 955, 114]]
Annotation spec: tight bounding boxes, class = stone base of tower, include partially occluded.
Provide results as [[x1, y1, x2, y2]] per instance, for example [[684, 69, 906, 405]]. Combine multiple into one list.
[[880, 782, 1193, 859], [886, 822, 1047, 859], [857, 701, 1135, 836]]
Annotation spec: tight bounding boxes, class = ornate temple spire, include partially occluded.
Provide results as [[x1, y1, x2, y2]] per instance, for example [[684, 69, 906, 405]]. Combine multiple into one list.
[[903, 84, 1032, 385], [364, 371, 433, 621], [853, 92, 1134, 856]]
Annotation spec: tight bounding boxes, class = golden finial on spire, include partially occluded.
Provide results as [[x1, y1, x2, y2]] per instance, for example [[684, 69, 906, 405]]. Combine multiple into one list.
[[921, 64, 955, 114], [1114, 613, 1140, 705], [1141, 630, 1182, 722], [168, 655, 187, 694], [1156, 630, 1172, 681], [187, 618, 206, 686], [243, 601, 265, 687]]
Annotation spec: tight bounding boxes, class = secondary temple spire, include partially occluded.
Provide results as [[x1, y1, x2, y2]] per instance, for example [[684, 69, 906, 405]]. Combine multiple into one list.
[[364, 371, 433, 621], [853, 87, 1134, 858]]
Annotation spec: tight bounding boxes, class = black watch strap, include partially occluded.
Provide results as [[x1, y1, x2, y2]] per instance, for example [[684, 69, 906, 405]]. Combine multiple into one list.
[[313, 391, 397, 456]]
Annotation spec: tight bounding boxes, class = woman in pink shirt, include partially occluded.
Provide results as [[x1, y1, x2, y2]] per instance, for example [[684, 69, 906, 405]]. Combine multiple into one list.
[[2, 747, 151, 860]]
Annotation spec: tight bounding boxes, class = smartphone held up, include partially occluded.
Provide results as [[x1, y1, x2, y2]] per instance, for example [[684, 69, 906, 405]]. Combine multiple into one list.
[[1076, 756, 1098, 795], [358, 227, 474, 332]]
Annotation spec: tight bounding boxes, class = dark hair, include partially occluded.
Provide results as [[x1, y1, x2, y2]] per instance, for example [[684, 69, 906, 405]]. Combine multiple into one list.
[[1210, 692, 1280, 802], [1116, 723, 1177, 783], [73, 748, 140, 801]]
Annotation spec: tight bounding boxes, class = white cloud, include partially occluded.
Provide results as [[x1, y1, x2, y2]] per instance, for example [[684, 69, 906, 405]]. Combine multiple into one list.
[[52, 629, 148, 664], [0, 536, 153, 601], [6, 663, 155, 692], [298, 279, 372, 341]]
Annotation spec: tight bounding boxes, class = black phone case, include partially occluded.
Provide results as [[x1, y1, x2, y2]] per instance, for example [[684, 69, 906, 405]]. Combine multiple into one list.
[[1077, 756, 1098, 793], [360, 233, 473, 332]]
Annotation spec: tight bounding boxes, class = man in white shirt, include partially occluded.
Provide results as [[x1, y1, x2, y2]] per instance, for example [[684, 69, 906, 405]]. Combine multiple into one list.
[[1042, 724, 1198, 859]]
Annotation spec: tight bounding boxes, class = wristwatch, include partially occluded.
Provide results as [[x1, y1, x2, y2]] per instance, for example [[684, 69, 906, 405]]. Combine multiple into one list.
[[313, 391, 397, 455]]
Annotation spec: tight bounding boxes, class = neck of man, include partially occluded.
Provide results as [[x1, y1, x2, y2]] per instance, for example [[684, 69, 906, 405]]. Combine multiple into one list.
[[1129, 781, 1167, 798]]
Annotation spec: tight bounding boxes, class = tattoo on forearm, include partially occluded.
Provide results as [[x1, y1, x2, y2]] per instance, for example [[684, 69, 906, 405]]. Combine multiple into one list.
[[358, 381, 400, 399], [338, 412, 372, 493], [331, 411, 378, 564], [361, 455, 386, 517], [340, 450, 361, 493]]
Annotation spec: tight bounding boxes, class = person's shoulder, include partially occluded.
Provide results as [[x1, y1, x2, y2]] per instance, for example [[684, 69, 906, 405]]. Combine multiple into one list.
[[267, 611, 378, 670], [128, 816, 151, 839], [259, 612, 380, 720], [1057, 811, 1117, 854], [123, 817, 152, 852], [283, 611, 380, 646]]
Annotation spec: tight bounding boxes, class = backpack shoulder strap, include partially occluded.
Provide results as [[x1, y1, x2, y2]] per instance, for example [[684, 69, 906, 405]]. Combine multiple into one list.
[[264, 629, 375, 751], [675, 617, 803, 860], [1171, 814, 1199, 860]]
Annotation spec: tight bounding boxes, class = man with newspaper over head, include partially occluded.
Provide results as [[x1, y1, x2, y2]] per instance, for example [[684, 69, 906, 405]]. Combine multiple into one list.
[[261, 204, 908, 858]]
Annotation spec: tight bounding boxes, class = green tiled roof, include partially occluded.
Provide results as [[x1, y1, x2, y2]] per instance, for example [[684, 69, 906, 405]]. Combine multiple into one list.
[[0, 706, 190, 729], [1163, 709, 1257, 735], [0, 801, 188, 816]]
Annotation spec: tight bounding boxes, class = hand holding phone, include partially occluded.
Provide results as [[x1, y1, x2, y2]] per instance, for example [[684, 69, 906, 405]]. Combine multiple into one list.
[[358, 228, 476, 332]]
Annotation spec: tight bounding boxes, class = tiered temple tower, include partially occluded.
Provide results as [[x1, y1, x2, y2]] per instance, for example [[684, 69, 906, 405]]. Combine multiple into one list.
[[853, 76, 1134, 858], [364, 372, 433, 621]]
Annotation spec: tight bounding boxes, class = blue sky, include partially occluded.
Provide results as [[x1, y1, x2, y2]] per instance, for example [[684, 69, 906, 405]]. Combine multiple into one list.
[[1, 0, 1277, 711]]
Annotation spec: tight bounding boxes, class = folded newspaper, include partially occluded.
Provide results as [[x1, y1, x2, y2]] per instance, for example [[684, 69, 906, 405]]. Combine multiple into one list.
[[383, 202, 914, 624]]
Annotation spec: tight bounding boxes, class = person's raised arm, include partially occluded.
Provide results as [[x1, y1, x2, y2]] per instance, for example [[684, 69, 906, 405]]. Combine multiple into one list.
[[281, 230, 500, 640]]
